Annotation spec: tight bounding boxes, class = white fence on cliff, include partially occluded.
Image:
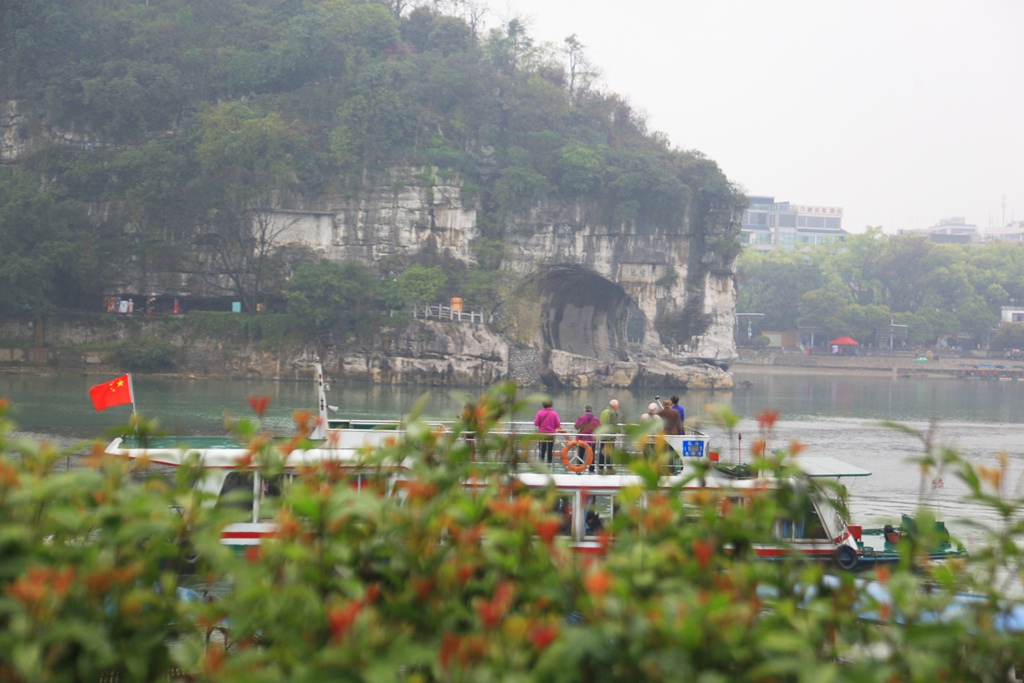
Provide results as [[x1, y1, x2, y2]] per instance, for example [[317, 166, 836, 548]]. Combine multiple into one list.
[[391, 305, 485, 324]]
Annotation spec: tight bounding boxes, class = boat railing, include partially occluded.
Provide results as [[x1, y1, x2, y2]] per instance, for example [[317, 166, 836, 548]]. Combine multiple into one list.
[[325, 420, 710, 473]]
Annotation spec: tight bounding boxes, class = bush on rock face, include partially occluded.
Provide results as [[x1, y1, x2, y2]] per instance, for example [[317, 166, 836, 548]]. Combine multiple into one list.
[[118, 337, 178, 371], [0, 391, 1022, 682]]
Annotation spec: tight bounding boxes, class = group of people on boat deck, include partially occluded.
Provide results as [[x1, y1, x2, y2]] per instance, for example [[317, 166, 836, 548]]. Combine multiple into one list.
[[641, 397, 686, 435], [533, 395, 686, 472]]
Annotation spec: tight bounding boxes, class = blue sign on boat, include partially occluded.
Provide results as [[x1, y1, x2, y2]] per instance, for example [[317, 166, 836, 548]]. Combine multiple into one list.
[[681, 438, 705, 458]]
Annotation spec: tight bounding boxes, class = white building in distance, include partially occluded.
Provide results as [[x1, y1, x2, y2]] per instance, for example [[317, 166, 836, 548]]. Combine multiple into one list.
[[897, 217, 980, 244], [740, 196, 847, 252], [986, 221, 1024, 244]]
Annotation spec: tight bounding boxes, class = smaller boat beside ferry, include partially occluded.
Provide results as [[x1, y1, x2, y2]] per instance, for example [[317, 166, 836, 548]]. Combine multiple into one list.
[[103, 363, 967, 571]]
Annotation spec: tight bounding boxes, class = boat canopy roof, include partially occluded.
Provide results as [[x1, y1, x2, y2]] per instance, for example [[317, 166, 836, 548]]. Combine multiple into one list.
[[794, 456, 871, 478]]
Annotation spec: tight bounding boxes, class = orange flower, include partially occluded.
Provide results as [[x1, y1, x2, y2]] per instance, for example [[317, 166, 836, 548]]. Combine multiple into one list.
[[328, 600, 363, 641], [0, 461, 20, 487], [413, 578, 434, 603], [693, 539, 714, 571], [52, 565, 74, 598], [643, 495, 674, 531], [247, 395, 270, 417], [84, 569, 114, 594], [440, 632, 461, 670], [476, 598, 503, 629], [756, 409, 779, 431], [529, 622, 559, 651], [511, 496, 532, 519], [8, 566, 75, 606], [276, 509, 301, 538], [7, 574, 47, 607], [457, 523, 484, 547], [83, 442, 109, 469], [245, 546, 261, 563], [202, 645, 226, 673], [461, 635, 488, 666], [487, 498, 512, 516], [277, 434, 302, 455], [532, 516, 562, 545], [584, 568, 613, 597], [404, 480, 438, 503], [293, 409, 313, 432], [476, 581, 514, 629]]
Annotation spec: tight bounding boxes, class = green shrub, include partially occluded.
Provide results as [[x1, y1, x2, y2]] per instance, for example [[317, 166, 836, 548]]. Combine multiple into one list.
[[185, 311, 247, 339], [655, 265, 679, 288], [1, 391, 1023, 681], [118, 337, 178, 371], [751, 334, 772, 348], [183, 312, 297, 346]]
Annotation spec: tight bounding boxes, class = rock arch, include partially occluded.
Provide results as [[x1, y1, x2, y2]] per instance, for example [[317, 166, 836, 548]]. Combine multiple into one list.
[[526, 266, 645, 362]]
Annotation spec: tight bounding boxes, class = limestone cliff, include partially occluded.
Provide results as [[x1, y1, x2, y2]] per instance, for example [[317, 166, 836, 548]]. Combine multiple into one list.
[[2, 102, 741, 389], [267, 167, 738, 389]]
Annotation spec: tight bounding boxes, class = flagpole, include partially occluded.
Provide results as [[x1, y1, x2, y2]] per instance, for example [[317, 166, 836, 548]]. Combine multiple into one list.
[[127, 373, 137, 416]]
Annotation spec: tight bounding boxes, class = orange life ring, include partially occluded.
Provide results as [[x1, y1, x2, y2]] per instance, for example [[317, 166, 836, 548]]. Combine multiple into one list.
[[561, 440, 594, 473]]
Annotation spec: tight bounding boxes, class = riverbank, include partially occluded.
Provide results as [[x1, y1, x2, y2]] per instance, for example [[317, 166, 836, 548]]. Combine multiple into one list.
[[731, 351, 1024, 379]]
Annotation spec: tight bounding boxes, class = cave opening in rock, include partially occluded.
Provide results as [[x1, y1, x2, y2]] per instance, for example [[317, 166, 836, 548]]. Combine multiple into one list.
[[531, 266, 645, 362]]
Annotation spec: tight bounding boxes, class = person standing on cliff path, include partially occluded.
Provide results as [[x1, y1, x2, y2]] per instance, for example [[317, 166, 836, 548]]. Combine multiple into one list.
[[534, 400, 561, 464], [598, 399, 620, 472]]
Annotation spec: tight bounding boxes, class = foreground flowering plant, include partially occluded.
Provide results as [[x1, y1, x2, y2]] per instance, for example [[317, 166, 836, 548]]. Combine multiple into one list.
[[0, 387, 1022, 682]]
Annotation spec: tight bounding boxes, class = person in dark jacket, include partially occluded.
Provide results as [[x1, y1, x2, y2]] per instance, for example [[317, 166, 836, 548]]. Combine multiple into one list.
[[658, 400, 684, 436], [574, 405, 601, 472], [670, 395, 685, 434]]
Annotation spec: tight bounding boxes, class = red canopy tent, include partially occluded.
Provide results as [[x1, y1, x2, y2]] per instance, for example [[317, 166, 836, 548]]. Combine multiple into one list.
[[829, 336, 859, 345]]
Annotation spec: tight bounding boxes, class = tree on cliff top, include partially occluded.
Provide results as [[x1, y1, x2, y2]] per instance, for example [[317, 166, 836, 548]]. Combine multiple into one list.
[[285, 260, 381, 340], [1, 0, 744, 317], [192, 103, 300, 313], [0, 170, 89, 316]]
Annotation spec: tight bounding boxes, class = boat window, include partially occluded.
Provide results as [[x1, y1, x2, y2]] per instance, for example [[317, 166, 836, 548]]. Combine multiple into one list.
[[776, 507, 829, 541], [552, 494, 574, 537], [217, 471, 254, 511], [347, 471, 380, 493], [256, 473, 295, 521], [582, 493, 614, 538], [724, 496, 748, 511], [803, 508, 828, 539]]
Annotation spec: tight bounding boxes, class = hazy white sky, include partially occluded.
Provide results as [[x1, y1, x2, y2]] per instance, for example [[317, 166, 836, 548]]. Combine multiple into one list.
[[498, 0, 1024, 234]]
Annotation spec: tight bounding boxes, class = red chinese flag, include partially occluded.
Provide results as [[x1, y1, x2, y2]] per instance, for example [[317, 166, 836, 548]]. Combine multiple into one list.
[[89, 374, 133, 412]]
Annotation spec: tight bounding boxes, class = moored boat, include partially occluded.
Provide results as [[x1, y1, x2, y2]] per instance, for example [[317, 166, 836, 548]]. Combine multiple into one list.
[[103, 363, 966, 570]]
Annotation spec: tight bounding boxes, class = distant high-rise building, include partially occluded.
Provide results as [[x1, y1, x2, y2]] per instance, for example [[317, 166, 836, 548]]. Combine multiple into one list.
[[740, 196, 847, 252]]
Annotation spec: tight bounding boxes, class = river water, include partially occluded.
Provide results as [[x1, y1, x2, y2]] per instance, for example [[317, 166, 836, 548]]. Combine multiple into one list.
[[3, 368, 1023, 552]]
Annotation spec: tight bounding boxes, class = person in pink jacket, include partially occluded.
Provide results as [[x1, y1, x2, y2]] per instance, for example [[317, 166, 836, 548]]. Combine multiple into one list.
[[534, 400, 561, 464]]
